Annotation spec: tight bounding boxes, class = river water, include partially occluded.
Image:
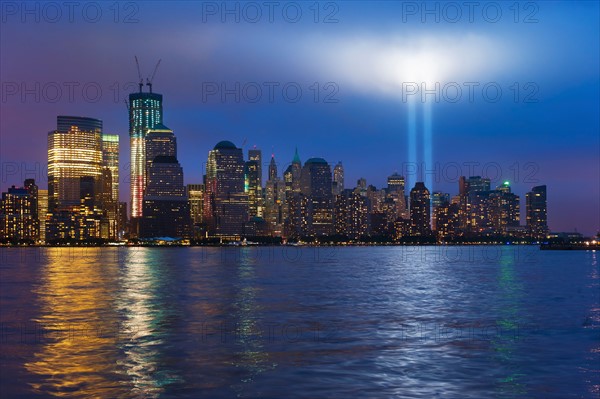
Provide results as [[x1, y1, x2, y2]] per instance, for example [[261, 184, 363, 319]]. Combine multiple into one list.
[[0, 246, 598, 398]]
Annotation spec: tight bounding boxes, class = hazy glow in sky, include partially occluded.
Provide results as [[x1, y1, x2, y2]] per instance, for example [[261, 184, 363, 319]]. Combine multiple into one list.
[[306, 33, 514, 92]]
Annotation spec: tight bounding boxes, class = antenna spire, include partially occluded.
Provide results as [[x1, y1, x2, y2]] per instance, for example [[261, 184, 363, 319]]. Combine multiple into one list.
[[134, 56, 143, 92]]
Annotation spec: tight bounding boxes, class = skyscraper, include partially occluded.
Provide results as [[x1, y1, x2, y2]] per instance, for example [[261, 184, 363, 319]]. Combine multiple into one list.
[[431, 191, 450, 231], [457, 176, 492, 233], [268, 154, 277, 181], [265, 155, 286, 236], [102, 134, 119, 202], [335, 187, 369, 240], [140, 129, 190, 240], [187, 183, 205, 233], [409, 182, 431, 236], [300, 157, 334, 236], [145, 124, 176, 179], [526, 185, 548, 239], [140, 154, 191, 239], [489, 181, 520, 235], [129, 90, 163, 219], [48, 116, 103, 212], [387, 173, 408, 220], [245, 148, 263, 218], [291, 147, 302, 193], [37, 189, 48, 243], [248, 147, 263, 186], [0, 183, 38, 243], [47, 116, 106, 242], [102, 134, 119, 240], [204, 141, 248, 239], [333, 161, 344, 196]]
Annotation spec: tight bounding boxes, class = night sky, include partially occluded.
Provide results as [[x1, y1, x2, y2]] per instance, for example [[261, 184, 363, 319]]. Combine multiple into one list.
[[1, 1, 598, 235]]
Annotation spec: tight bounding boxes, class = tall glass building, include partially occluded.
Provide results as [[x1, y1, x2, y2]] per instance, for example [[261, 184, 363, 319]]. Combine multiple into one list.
[[102, 134, 119, 239], [102, 134, 119, 202], [409, 182, 432, 236], [300, 157, 334, 236], [526, 185, 548, 239], [333, 162, 344, 196], [129, 91, 163, 219], [48, 116, 103, 212], [245, 147, 263, 218], [204, 141, 248, 239]]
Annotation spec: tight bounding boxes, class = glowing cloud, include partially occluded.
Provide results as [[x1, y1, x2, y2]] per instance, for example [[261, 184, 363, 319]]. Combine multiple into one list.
[[303, 33, 517, 95]]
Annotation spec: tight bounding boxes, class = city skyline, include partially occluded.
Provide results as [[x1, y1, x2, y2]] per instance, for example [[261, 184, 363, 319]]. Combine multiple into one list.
[[0, 109, 553, 243], [0, 111, 589, 239], [1, 2, 598, 235]]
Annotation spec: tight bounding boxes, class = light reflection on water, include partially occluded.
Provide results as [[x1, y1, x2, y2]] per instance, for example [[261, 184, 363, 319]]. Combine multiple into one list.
[[0, 246, 598, 398]]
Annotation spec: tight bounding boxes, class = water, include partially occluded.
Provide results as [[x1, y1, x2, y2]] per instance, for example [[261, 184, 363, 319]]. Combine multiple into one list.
[[0, 246, 598, 398]]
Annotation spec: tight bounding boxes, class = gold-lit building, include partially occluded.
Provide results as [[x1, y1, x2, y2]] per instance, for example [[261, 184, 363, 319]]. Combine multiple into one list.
[[0, 184, 38, 243], [38, 189, 48, 243], [47, 116, 105, 242], [102, 134, 119, 240]]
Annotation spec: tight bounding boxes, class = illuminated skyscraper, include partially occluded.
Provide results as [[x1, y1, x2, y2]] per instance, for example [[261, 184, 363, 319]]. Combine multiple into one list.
[[265, 155, 286, 236], [409, 182, 431, 236], [489, 181, 520, 235], [187, 184, 204, 226], [48, 116, 103, 212], [334, 187, 368, 240], [140, 127, 190, 239], [102, 134, 119, 239], [387, 173, 408, 220], [140, 154, 191, 239], [526, 185, 548, 239], [204, 141, 248, 239], [333, 161, 344, 196], [129, 90, 163, 219], [37, 189, 48, 243], [0, 183, 38, 243], [102, 134, 119, 202], [145, 124, 176, 180], [300, 157, 334, 236], [47, 116, 113, 242], [291, 147, 302, 193], [268, 154, 277, 181], [248, 147, 262, 185], [431, 191, 450, 231], [245, 148, 263, 218]]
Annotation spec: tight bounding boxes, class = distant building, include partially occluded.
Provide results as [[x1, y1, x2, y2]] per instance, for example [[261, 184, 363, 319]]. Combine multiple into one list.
[[387, 173, 408, 220], [102, 134, 119, 240], [526, 185, 548, 239], [0, 182, 39, 243], [145, 124, 176, 182], [431, 191, 450, 231], [245, 148, 263, 218], [129, 90, 163, 219], [117, 202, 128, 239], [488, 181, 520, 235], [409, 182, 431, 236], [335, 188, 369, 240], [37, 189, 48, 243], [204, 141, 248, 239], [332, 162, 344, 196], [47, 116, 107, 242], [434, 202, 460, 240], [264, 155, 286, 236], [300, 157, 334, 236], [140, 155, 191, 239], [187, 184, 205, 226]]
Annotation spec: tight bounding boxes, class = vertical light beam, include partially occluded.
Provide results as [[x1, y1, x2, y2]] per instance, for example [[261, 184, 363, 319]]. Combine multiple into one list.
[[423, 99, 433, 194], [407, 97, 417, 192]]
